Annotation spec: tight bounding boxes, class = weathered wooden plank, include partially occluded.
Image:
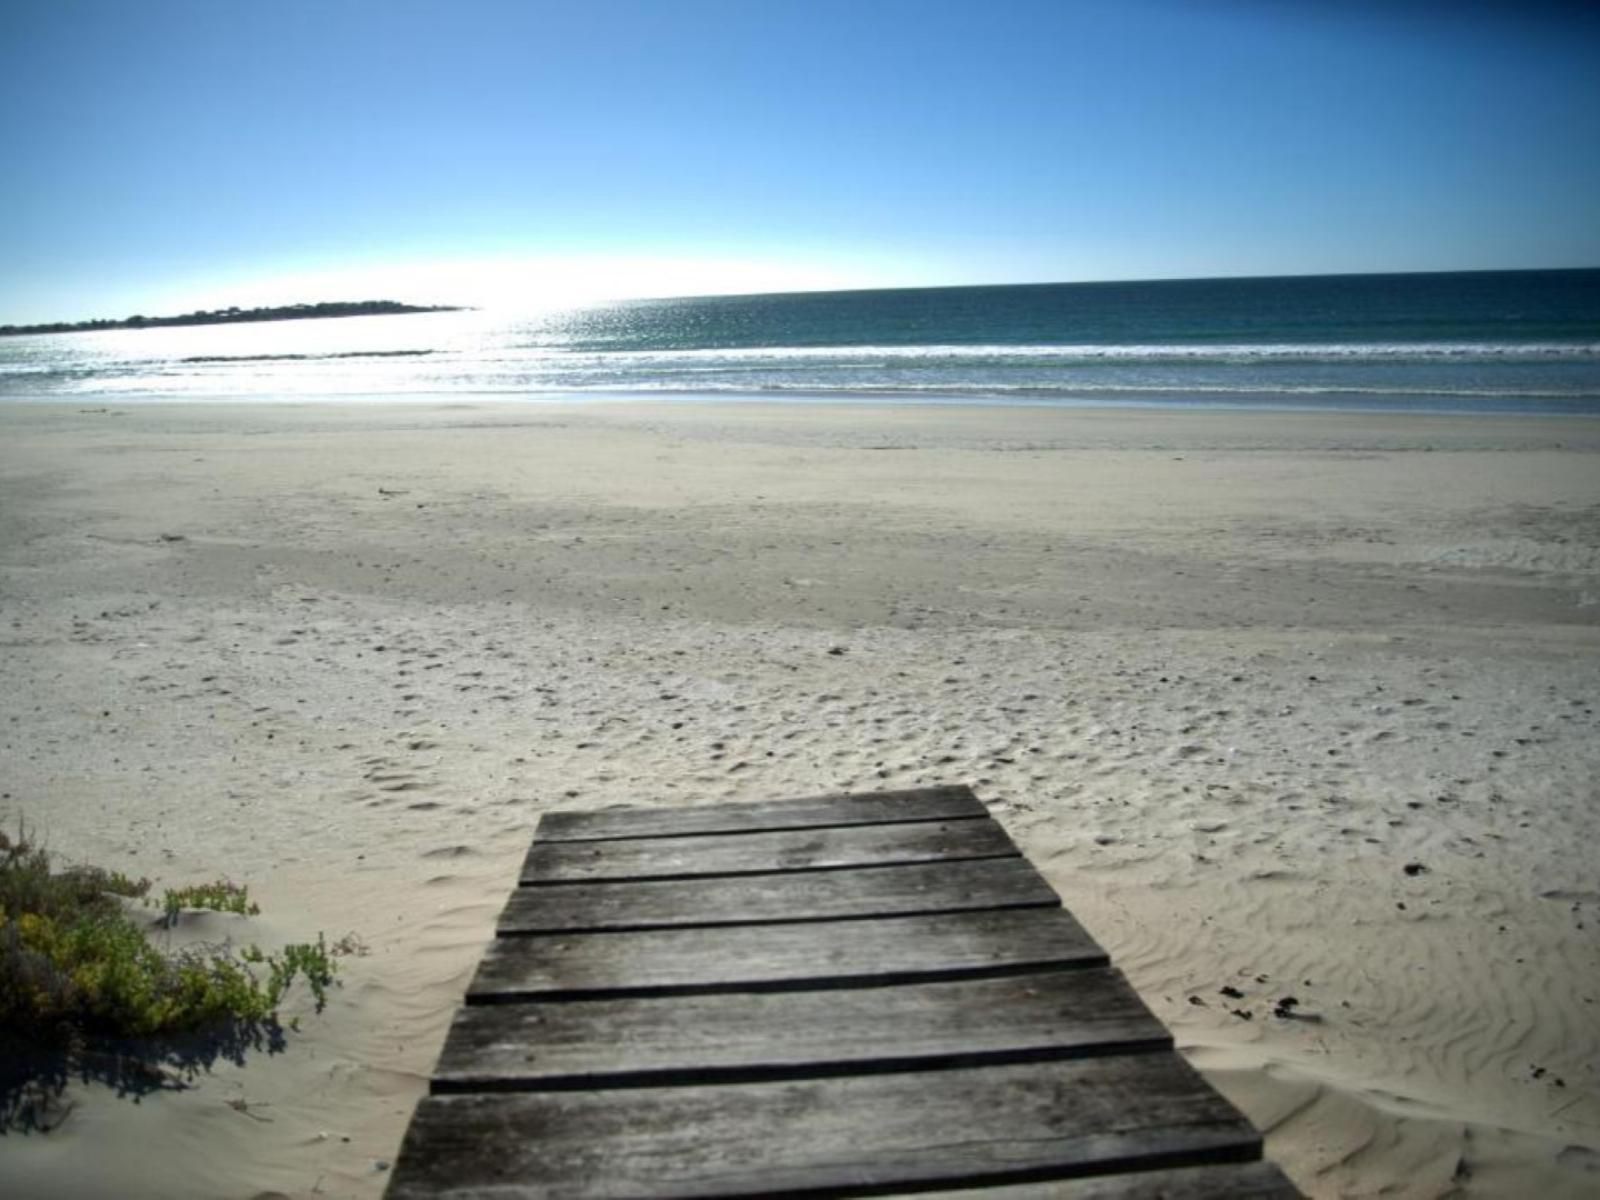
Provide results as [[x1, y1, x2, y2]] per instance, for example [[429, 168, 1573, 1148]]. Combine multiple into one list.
[[535, 784, 987, 842], [522, 817, 1019, 885], [901, 1160, 1301, 1198], [498, 855, 1060, 934], [468, 908, 1107, 1002], [435, 967, 1170, 1092], [385, 1054, 1261, 1199]]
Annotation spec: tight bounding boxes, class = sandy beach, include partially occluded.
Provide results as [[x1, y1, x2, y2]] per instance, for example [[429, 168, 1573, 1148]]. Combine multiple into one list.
[[1, 398, 1597, 1198]]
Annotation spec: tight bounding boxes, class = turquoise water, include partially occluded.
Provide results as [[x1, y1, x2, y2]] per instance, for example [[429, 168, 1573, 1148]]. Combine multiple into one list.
[[3, 269, 1598, 412]]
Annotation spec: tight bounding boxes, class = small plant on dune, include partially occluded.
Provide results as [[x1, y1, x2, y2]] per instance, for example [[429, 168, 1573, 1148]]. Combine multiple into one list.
[[161, 879, 260, 926], [240, 934, 337, 1013], [271, 936, 336, 1011], [0, 827, 337, 1042]]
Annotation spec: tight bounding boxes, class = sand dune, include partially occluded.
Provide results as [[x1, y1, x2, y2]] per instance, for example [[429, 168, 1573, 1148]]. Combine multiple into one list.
[[1, 400, 1597, 1198]]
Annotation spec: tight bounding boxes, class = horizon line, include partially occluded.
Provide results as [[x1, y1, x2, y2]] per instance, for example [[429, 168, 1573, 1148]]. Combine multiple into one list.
[[6, 263, 1597, 329], [615, 263, 1600, 307]]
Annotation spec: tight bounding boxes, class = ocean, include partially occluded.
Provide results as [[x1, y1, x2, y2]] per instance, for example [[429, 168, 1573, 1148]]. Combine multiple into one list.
[[3, 269, 1598, 413]]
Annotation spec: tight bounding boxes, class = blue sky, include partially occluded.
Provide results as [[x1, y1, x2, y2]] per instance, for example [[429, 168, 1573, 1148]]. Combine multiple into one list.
[[3, 0, 1598, 322]]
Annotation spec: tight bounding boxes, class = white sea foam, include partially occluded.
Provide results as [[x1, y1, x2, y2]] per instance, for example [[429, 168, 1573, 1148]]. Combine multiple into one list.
[[4, 315, 1598, 412], [547, 341, 1600, 364], [557, 380, 1600, 401]]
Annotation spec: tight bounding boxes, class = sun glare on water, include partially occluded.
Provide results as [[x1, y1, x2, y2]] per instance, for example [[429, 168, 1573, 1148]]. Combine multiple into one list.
[[165, 253, 896, 318]]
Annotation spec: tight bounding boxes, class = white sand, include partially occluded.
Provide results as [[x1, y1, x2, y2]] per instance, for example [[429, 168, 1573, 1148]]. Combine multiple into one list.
[[1, 399, 1597, 1198]]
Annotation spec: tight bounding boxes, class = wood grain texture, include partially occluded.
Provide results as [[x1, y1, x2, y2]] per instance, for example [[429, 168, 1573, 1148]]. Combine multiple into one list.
[[902, 1160, 1301, 1198], [386, 788, 1297, 1199], [498, 855, 1060, 934], [521, 817, 1019, 884], [468, 907, 1108, 1001], [534, 784, 987, 842], [386, 1054, 1262, 1199], [435, 967, 1169, 1091]]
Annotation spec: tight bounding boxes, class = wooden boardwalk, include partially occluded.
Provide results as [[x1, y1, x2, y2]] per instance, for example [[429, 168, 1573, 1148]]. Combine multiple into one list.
[[386, 785, 1299, 1198]]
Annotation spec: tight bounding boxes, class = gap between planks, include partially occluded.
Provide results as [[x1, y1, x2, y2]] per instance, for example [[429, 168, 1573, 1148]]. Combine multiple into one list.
[[467, 908, 1110, 1004], [498, 856, 1062, 935], [531, 784, 989, 843], [433, 967, 1173, 1094], [520, 817, 1023, 886], [387, 1054, 1264, 1200]]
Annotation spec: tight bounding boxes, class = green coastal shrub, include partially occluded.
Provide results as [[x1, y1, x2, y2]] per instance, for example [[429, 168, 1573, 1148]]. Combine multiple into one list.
[[161, 879, 260, 926], [0, 829, 337, 1040]]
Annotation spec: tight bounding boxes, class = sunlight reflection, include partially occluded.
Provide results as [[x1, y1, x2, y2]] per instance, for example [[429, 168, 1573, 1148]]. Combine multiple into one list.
[[166, 254, 897, 317]]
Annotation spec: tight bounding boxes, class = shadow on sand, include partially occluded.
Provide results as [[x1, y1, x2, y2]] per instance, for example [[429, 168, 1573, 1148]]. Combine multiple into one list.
[[0, 1018, 288, 1133]]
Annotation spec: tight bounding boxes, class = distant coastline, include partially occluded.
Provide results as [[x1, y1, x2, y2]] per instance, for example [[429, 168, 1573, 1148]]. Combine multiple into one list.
[[0, 300, 466, 337]]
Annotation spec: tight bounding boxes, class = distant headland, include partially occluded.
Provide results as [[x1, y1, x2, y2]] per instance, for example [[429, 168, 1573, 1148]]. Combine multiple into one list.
[[0, 300, 466, 337]]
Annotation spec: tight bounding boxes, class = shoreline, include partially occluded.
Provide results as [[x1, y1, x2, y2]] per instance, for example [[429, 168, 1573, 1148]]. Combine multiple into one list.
[[2, 399, 1596, 1197], [6, 387, 1600, 417]]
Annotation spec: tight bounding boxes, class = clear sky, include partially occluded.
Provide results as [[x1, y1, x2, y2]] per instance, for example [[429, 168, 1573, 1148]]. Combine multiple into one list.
[[3, 0, 1598, 323]]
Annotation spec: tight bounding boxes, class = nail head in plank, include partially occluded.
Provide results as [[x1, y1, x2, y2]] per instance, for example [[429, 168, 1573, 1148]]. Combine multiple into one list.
[[901, 1160, 1301, 1198], [498, 855, 1060, 934], [468, 907, 1108, 1002], [386, 1054, 1262, 1199], [534, 784, 987, 842], [435, 967, 1169, 1092], [521, 817, 1020, 885]]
